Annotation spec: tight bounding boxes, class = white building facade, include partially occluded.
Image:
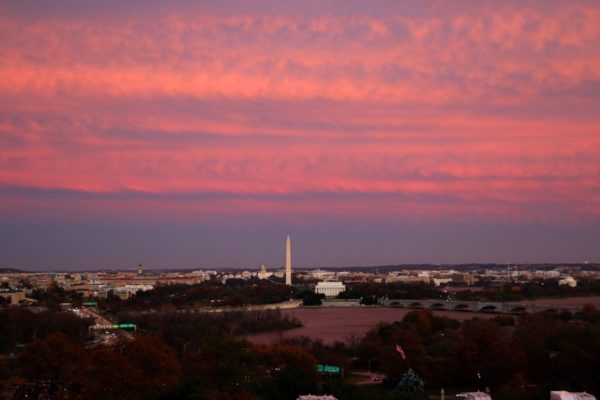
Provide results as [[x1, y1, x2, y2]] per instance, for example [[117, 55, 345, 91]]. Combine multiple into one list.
[[315, 281, 345, 297]]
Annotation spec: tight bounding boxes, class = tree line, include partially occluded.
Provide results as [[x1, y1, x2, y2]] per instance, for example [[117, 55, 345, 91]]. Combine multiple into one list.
[[2, 304, 599, 399], [337, 278, 600, 304]]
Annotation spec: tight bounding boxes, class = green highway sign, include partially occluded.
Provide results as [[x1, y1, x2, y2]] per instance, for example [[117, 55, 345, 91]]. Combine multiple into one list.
[[317, 364, 341, 374], [111, 323, 136, 329]]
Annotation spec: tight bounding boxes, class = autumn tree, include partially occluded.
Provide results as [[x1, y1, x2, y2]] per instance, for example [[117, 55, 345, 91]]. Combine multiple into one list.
[[17, 332, 90, 398]]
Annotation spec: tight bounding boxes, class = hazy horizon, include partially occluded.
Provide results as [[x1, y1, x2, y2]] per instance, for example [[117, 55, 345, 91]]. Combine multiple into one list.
[[3, 223, 599, 271]]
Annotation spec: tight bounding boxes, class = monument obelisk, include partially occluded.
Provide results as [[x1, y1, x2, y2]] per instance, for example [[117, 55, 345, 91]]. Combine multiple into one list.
[[285, 234, 292, 285]]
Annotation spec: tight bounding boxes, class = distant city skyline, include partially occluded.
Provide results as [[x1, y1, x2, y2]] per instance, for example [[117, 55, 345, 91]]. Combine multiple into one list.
[[1, 1, 599, 270]]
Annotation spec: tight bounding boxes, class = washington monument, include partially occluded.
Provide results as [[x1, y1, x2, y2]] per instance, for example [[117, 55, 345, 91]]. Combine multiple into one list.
[[285, 234, 292, 285]]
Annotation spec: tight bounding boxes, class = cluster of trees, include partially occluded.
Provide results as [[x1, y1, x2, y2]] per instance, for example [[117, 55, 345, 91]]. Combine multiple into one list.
[[1, 304, 600, 399], [0, 320, 320, 399], [99, 279, 302, 314], [0, 308, 92, 354], [28, 283, 85, 309], [454, 279, 600, 302], [98, 280, 337, 314], [338, 282, 447, 303], [1, 332, 181, 399], [337, 279, 600, 304], [120, 309, 302, 337], [0, 306, 312, 399], [351, 307, 600, 399], [298, 290, 325, 306]]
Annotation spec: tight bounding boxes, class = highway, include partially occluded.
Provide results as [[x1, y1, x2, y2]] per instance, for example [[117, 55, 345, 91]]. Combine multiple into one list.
[[74, 306, 135, 341]]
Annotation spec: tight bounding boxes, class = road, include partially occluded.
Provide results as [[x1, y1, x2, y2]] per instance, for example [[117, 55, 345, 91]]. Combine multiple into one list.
[[79, 306, 113, 326], [351, 371, 386, 385], [76, 306, 135, 341]]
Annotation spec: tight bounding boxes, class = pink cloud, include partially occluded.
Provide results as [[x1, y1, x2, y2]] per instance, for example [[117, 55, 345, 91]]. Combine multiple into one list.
[[1, 3, 599, 102], [1, 1, 599, 223]]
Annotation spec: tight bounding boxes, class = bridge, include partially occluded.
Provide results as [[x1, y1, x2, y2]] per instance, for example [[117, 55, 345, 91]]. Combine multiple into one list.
[[381, 299, 583, 314]]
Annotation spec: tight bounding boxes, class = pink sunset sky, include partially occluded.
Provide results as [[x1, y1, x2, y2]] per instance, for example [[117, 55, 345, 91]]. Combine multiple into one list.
[[1, 1, 599, 269]]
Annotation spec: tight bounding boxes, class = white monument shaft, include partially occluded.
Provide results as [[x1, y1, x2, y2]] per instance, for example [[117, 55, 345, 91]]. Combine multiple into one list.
[[285, 234, 292, 285]]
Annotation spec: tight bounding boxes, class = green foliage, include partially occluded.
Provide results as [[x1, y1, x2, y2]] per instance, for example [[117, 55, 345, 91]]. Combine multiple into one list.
[[300, 290, 323, 306]]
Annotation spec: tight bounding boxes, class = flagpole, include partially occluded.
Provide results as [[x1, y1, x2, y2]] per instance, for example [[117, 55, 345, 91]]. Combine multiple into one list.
[[396, 344, 412, 370]]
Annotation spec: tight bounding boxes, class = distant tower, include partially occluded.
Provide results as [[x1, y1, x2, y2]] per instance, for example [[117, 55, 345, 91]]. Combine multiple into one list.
[[137, 263, 143, 276], [285, 235, 292, 285]]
